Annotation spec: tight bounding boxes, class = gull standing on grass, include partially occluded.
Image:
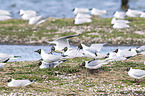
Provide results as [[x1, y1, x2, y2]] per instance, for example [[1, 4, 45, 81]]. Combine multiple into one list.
[[39, 60, 66, 69], [81, 59, 109, 69], [49, 34, 79, 53], [29, 15, 46, 25], [111, 18, 130, 24], [34, 49, 62, 63], [126, 9, 143, 17], [127, 67, 145, 83], [7, 79, 36, 87]]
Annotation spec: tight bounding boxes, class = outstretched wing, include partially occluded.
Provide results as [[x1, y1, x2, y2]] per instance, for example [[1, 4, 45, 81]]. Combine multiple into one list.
[[90, 43, 107, 52]]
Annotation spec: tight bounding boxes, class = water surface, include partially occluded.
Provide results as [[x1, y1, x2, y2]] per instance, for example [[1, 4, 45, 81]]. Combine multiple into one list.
[[0, 45, 138, 61], [0, 0, 145, 18]]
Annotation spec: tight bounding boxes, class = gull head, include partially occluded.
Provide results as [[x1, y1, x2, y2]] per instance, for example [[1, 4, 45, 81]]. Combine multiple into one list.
[[80, 61, 86, 67], [34, 49, 41, 54], [114, 49, 119, 53], [50, 46, 55, 54], [7, 79, 12, 82], [125, 67, 131, 71], [62, 47, 68, 52], [78, 44, 83, 50]]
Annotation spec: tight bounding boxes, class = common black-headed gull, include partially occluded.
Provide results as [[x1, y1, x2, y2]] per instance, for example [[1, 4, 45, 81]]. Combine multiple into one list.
[[39, 60, 66, 69], [73, 8, 90, 14], [113, 11, 126, 19], [78, 43, 106, 58], [7, 79, 35, 87], [81, 59, 109, 69], [0, 53, 21, 62], [19, 9, 37, 16], [112, 22, 130, 29], [74, 18, 92, 24], [63, 47, 85, 58], [0, 16, 12, 21], [90, 8, 107, 16], [35, 49, 62, 63], [49, 34, 79, 53], [111, 18, 130, 24], [114, 48, 137, 58], [0, 10, 11, 16], [126, 9, 143, 17], [75, 13, 91, 19], [127, 67, 145, 83], [29, 16, 46, 25]]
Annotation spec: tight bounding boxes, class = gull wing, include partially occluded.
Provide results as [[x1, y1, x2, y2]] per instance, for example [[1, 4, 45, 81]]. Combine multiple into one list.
[[49, 34, 79, 49], [133, 69, 145, 77], [90, 43, 107, 52]]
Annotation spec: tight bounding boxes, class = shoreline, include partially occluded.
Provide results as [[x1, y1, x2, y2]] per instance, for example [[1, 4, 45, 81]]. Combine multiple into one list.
[[0, 17, 145, 46]]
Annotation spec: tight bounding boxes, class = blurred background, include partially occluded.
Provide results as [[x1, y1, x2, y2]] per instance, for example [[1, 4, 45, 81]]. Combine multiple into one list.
[[0, 0, 145, 18]]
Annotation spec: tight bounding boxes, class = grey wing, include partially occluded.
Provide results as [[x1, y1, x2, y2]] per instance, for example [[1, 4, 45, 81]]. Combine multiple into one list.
[[57, 38, 70, 49], [133, 69, 145, 77], [88, 60, 104, 67], [90, 43, 106, 52], [57, 34, 79, 40]]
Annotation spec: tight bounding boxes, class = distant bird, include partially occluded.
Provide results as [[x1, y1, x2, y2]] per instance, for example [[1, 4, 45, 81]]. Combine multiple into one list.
[[74, 18, 92, 24], [7, 79, 35, 87], [126, 9, 143, 17], [81, 59, 109, 69], [29, 16, 46, 25], [127, 67, 145, 81], [0, 10, 11, 16], [90, 8, 107, 16], [0, 58, 10, 68], [19, 9, 37, 16], [111, 18, 130, 24], [112, 22, 130, 29], [75, 13, 91, 19], [34, 49, 62, 63], [113, 11, 126, 19], [49, 34, 79, 53], [0, 53, 21, 62], [0, 16, 12, 21], [73, 8, 90, 14], [79, 43, 106, 58]]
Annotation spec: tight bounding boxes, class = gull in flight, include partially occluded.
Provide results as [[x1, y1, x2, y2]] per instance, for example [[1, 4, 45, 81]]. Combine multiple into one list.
[[49, 34, 79, 53], [78, 43, 107, 58]]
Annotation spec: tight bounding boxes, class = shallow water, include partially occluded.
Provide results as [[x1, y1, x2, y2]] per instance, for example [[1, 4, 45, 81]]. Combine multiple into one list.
[[0, 0, 145, 18], [0, 45, 138, 61]]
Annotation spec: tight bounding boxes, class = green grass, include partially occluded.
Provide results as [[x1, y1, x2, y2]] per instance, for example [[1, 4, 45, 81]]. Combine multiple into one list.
[[0, 55, 145, 95]]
